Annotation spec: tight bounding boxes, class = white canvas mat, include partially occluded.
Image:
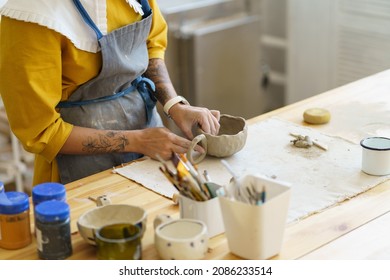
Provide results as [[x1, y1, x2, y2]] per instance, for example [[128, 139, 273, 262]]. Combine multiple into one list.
[[114, 117, 390, 223]]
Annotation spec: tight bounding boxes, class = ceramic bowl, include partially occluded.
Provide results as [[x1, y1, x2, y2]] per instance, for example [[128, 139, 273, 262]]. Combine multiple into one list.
[[154, 219, 208, 260], [360, 136, 390, 176], [77, 204, 147, 245], [187, 114, 248, 164]]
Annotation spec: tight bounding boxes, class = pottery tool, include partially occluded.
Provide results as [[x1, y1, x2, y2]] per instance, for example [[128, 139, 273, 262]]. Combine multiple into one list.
[[171, 153, 190, 179], [177, 154, 211, 199], [220, 159, 241, 200], [204, 182, 222, 199], [221, 160, 239, 182], [238, 184, 254, 204], [156, 154, 184, 195], [175, 155, 205, 198], [158, 166, 192, 199], [157, 153, 211, 201], [155, 154, 176, 177], [179, 154, 205, 186], [253, 185, 266, 205], [159, 167, 180, 192], [156, 154, 180, 189], [290, 132, 328, 151], [203, 170, 211, 182], [181, 176, 208, 201], [261, 186, 266, 204]]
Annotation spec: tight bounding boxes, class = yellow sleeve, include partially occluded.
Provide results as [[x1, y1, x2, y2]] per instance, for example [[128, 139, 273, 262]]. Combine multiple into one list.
[[147, 0, 168, 59], [0, 1, 168, 185], [106, 0, 167, 60], [0, 16, 73, 163]]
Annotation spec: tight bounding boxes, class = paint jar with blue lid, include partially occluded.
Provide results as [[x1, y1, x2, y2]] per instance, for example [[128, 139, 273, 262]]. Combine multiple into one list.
[[35, 200, 72, 259], [0, 188, 32, 250], [32, 182, 67, 207]]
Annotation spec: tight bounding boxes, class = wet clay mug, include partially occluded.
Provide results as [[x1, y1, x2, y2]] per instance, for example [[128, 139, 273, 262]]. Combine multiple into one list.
[[187, 114, 248, 164]]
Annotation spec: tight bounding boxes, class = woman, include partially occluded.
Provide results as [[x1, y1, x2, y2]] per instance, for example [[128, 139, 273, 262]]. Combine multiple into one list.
[[0, 0, 220, 184]]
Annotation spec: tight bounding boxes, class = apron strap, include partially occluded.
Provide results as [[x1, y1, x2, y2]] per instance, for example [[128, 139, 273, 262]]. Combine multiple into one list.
[[72, 0, 153, 41], [69, 0, 156, 124], [57, 76, 157, 124], [72, 0, 104, 40], [139, 0, 152, 19], [135, 76, 157, 124]]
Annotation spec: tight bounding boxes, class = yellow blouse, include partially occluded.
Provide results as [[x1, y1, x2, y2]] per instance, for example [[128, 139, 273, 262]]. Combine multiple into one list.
[[0, 0, 167, 185]]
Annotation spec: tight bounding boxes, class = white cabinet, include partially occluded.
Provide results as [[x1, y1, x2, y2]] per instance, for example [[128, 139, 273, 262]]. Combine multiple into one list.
[[260, 0, 287, 111], [262, 0, 390, 105], [159, 0, 265, 120]]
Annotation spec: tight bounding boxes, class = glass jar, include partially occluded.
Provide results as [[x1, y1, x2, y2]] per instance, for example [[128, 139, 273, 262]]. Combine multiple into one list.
[[0, 190, 32, 249], [32, 182, 67, 236], [35, 200, 72, 259]]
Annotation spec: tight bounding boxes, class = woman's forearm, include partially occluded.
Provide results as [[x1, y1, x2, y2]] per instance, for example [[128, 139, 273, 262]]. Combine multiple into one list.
[[143, 58, 177, 105], [59, 126, 138, 155]]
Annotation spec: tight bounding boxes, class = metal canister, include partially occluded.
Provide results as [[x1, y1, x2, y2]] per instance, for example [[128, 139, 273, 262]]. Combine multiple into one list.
[[35, 200, 72, 259]]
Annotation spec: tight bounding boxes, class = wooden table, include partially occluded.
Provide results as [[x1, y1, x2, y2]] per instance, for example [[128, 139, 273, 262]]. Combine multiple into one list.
[[2, 69, 390, 260]]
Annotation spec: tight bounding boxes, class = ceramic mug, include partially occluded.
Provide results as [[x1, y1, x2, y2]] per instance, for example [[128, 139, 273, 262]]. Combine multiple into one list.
[[95, 223, 142, 260], [154, 219, 208, 260], [360, 136, 390, 176], [187, 114, 248, 164]]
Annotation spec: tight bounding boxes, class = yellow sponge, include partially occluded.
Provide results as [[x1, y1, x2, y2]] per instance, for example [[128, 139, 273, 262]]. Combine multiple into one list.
[[303, 108, 331, 124]]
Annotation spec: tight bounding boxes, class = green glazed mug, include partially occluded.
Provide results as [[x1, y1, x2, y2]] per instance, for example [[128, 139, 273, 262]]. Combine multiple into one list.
[[95, 223, 142, 260]]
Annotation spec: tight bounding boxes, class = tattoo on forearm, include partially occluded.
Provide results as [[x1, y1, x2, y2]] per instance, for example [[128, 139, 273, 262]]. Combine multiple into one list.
[[82, 131, 129, 153], [144, 58, 174, 103]]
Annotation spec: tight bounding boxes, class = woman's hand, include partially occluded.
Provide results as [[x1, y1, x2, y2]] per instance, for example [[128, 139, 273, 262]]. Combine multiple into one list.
[[131, 127, 205, 160], [169, 104, 220, 139], [143, 58, 220, 139]]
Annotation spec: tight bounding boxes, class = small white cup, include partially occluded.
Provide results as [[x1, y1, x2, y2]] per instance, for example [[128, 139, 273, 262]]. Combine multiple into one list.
[[360, 137, 390, 176], [154, 219, 208, 260]]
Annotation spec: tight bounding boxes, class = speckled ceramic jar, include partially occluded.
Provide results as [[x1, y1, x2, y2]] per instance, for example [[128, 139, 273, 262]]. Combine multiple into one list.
[[154, 219, 208, 260]]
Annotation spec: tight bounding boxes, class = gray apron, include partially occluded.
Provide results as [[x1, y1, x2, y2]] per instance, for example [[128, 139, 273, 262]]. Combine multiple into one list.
[[56, 0, 162, 184]]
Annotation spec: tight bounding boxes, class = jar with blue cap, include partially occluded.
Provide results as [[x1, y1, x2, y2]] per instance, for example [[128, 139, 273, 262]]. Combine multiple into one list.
[[32, 182, 67, 237], [35, 200, 72, 259], [0, 183, 32, 250], [32, 182, 67, 207]]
